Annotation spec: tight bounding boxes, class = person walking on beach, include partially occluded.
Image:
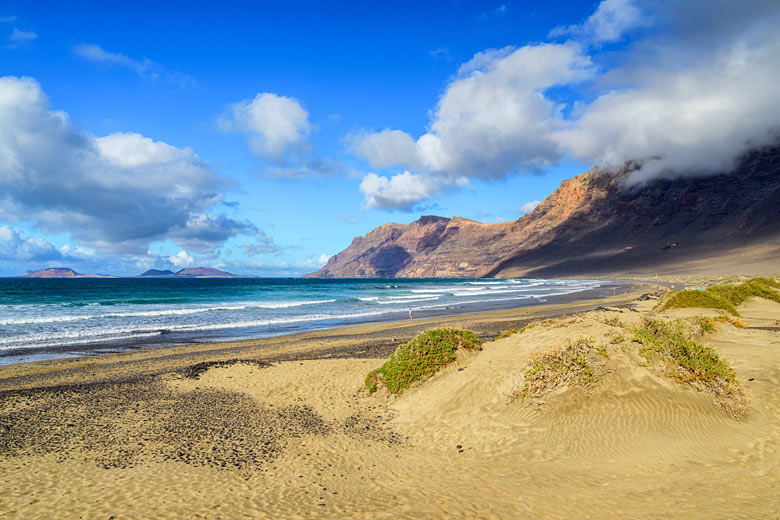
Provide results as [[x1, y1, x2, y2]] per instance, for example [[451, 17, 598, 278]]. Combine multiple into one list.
[[409, 307, 413, 319]]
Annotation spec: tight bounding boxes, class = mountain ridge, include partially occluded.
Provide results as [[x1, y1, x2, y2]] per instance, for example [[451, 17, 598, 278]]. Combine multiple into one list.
[[305, 147, 780, 278]]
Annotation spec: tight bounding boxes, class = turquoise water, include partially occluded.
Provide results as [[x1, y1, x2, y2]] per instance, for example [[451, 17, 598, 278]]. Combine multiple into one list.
[[0, 277, 614, 364]]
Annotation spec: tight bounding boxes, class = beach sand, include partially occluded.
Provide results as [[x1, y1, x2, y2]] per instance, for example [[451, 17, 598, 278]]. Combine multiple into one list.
[[1, 283, 778, 519]]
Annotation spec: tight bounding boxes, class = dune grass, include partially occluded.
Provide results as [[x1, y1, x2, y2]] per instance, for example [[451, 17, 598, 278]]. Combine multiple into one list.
[[365, 328, 482, 394], [657, 276, 780, 315], [512, 337, 601, 401], [497, 323, 536, 340], [694, 315, 747, 334], [632, 317, 747, 417]]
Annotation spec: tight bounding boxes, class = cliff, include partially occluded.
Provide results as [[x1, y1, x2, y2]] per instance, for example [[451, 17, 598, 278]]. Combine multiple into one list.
[[305, 147, 780, 278]]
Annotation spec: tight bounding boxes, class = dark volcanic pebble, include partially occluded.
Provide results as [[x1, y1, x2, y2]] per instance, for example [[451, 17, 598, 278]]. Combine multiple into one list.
[[182, 359, 272, 379]]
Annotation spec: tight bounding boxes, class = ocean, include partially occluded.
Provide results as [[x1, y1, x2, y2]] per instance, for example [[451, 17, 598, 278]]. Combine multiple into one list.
[[0, 277, 620, 365]]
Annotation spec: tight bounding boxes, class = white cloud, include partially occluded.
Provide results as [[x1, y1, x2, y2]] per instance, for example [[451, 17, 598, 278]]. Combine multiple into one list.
[[0, 226, 60, 261], [7, 27, 36, 47], [219, 93, 312, 163], [353, 43, 593, 208], [518, 200, 541, 215], [59, 244, 97, 259], [168, 250, 194, 268], [351, 0, 780, 207], [552, 2, 780, 184], [318, 253, 329, 265], [72, 44, 194, 85], [351, 129, 422, 170], [0, 76, 254, 255], [359, 171, 466, 211], [549, 0, 646, 43]]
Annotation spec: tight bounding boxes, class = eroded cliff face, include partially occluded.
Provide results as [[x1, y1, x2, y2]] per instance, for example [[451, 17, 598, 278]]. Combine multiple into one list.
[[306, 148, 780, 278]]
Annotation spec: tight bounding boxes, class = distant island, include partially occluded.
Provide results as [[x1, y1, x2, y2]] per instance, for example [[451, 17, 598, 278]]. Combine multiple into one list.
[[138, 267, 249, 278], [21, 268, 115, 279], [21, 267, 251, 279]]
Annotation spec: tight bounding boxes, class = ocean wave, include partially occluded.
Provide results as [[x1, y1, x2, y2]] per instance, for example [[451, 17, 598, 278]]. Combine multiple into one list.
[[0, 308, 394, 350], [376, 296, 440, 305], [0, 299, 337, 326], [0, 278, 606, 355]]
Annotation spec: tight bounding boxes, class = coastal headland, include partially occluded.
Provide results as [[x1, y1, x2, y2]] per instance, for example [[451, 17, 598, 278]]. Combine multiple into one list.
[[1, 278, 779, 519]]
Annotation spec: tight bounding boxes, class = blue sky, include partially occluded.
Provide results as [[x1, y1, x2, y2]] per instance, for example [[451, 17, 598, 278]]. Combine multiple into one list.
[[1, 0, 779, 276]]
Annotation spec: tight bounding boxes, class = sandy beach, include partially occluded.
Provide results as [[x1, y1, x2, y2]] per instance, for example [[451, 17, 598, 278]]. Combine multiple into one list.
[[1, 280, 779, 519]]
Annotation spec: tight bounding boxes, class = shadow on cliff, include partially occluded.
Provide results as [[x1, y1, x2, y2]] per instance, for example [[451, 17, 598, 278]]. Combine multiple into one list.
[[369, 245, 412, 277]]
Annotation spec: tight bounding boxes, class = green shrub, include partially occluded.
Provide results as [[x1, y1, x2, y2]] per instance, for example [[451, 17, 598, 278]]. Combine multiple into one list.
[[365, 328, 482, 394], [632, 318, 746, 417], [707, 278, 780, 307], [657, 289, 738, 315], [657, 277, 780, 315]]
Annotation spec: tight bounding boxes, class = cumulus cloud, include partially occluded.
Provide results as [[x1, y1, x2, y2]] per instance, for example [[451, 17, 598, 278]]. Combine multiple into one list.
[[359, 171, 469, 211], [549, 0, 646, 43], [351, 130, 422, 170], [518, 200, 541, 215], [351, 0, 780, 208], [72, 44, 194, 85], [355, 43, 593, 180], [553, 0, 780, 184], [219, 93, 312, 164], [0, 76, 253, 255], [59, 244, 97, 260], [168, 250, 194, 268], [353, 43, 593, 209], [170, 213, 256, 253], [0, 226, 60, 261]]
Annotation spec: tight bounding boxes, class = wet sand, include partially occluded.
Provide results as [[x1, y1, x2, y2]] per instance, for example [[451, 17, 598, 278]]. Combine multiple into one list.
[[1, 282, 778, 519]]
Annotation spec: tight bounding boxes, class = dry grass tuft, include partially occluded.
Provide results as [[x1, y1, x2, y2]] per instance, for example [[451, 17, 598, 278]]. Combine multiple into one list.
[[511, 337, 604, 401]]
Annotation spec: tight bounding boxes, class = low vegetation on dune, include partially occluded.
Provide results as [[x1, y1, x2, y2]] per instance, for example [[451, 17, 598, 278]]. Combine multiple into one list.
[[496, 323, 536, 340], [632, 318, 748, 418], [365, 328, 482, 394], [657, 276, 780, 315], [694, 315, 747, 334], [511, 337, 606, 401]]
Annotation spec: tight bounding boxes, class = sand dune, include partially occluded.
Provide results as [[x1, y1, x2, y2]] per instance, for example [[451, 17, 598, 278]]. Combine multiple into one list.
[[1, 294, 778, 518]]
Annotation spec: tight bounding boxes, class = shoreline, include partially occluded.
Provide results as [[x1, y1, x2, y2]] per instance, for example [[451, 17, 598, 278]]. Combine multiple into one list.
[[0, 278, 642, 370], [0, 282, 657, 392]]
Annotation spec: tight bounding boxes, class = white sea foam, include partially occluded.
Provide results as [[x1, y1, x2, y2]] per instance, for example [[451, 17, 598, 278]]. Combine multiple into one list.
[[0, 299, 337, 326], [376, 296, 440, 305], [0, 308, 394, 350], [0, 278, 607, 355]]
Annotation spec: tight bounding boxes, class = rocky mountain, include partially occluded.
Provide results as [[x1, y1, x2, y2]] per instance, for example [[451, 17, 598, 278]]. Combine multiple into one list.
[[22, 268, 113, 278], [306, 147, 780, 278]]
